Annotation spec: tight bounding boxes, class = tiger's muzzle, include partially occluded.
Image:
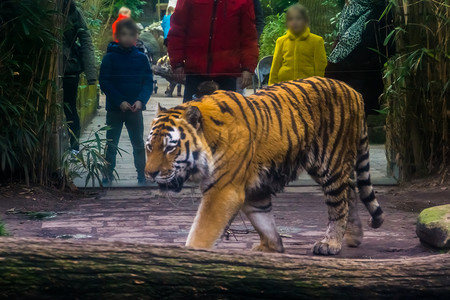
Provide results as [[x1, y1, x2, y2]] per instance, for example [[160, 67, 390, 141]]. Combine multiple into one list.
[[157, 176, 185, 193], [146, 170, 185, 193]]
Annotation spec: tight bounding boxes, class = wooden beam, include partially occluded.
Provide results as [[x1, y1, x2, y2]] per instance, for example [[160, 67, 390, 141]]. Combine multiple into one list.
[[0, 238, 449, 299]]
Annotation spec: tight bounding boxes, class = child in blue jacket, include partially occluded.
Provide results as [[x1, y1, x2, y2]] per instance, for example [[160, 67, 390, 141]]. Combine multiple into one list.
[[99, 18, 153, 184]]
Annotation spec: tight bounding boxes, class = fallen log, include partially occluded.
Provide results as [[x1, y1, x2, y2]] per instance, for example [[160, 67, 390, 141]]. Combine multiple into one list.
[[0, 238, 449, 299]]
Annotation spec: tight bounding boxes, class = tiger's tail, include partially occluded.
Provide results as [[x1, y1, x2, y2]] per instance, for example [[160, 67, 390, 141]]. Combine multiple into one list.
[[355, 120, 385, 228]]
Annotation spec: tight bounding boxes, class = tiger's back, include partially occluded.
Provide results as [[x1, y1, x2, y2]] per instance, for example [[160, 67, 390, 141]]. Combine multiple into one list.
[[145, 76, 384, 255], [189, 77, 362, 193]]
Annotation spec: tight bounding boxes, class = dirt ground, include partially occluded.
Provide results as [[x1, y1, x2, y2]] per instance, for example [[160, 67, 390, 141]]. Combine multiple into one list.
[[0, 179, 449, 259]]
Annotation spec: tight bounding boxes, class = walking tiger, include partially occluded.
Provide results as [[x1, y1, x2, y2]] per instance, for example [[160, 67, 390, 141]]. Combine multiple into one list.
[[145, 76, 384, 255]]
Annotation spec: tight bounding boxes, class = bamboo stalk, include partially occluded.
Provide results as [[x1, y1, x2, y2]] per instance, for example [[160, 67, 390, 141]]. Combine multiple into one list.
[[386, 0, 448, 179]]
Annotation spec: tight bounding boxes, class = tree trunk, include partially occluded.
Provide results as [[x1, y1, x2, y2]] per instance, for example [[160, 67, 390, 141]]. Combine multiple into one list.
[[0, 238, 449, 299]]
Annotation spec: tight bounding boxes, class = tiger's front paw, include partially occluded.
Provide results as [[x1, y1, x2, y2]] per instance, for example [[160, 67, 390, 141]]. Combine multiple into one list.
[[312, 240, 342, 255]]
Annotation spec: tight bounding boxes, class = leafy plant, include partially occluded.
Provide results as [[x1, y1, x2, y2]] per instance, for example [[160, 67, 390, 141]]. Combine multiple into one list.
[[111, 0, 147, 18], [323, 10, 341, 53], [0, 221, 7, 236], [261, 0, 296, 16], [259, 13, 287, 58], [0, 0, 60, 185], [61, 126, 123, 187], [77, 0, 113, 65], [383, 0, 449, 180], [302, 0, 344, 53]]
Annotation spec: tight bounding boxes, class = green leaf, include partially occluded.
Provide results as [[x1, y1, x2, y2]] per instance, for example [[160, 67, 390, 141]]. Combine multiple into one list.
[[21, 21, 30, 36], [383, 29, 396, 46]]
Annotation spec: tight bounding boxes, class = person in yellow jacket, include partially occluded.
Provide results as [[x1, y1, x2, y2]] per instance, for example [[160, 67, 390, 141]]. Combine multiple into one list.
[[269, 4, 327, 85]]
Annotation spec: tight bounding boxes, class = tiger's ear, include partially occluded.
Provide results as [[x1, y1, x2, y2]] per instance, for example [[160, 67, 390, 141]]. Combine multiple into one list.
[[184, 106, 202, 131], [157, 103, 167, 115]]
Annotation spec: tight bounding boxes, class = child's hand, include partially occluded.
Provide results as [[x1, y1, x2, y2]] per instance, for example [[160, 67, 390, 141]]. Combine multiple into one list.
[[131, 101, 143, 112], [120, 101, 132, 112], [173, 67, 185, 84], [240, 70, 253, 88]]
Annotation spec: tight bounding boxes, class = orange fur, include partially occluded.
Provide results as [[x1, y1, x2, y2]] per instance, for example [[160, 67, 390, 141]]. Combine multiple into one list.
[[145, 77, 384, 255]]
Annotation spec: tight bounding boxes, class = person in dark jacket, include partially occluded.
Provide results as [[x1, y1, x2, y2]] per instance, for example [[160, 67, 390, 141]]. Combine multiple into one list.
[[168, 0, 259, 102], [99, 19, 153, 184], [325, 0, 394, 115], [63, 0, 96, 151]]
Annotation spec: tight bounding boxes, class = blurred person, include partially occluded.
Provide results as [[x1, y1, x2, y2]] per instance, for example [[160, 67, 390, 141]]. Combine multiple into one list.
[[168, 0, 259, 102], [99, 19, 153, 185], [161, 6, 175, 46], [112, 6, 131, 40], [62, 0, 96, 151], [160, 7, 182, 96], [269, 4, 327, 85]]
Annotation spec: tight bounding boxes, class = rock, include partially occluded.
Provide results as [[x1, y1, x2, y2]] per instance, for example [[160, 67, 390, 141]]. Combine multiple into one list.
[[416, 204, 450, 249], [140, 31, 163, 62]]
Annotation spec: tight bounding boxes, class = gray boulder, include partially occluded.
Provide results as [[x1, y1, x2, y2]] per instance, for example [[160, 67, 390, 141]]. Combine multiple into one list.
[[416, 204, 450, 249], [140, 31, 164, 62]]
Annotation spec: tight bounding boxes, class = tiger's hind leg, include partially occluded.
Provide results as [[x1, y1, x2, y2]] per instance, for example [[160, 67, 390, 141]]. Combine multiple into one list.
[[310, 172, 351, 255], [344, 181, 363, 247], [242, 193, 284, 253]]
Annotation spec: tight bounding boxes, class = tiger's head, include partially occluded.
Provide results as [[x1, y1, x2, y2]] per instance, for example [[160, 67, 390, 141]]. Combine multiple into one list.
[[145, 104, 208, 192]]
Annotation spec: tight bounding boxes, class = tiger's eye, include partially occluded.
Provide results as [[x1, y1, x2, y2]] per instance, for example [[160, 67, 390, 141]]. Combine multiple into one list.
[[165, 145, 176, 153]]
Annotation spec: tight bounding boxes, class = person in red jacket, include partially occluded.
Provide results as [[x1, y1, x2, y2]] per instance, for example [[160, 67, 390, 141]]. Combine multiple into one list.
[[112, 7, 131, 40], [168, 0, 259, 102]]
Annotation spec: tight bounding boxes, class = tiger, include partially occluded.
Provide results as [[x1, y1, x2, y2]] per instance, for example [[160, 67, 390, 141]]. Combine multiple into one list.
[[145, 76, 384, 255]]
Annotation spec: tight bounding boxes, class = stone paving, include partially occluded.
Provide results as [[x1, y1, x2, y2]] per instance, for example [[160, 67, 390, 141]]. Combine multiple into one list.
[[75, 77, 395, 187], [12, 185, 434, 259]]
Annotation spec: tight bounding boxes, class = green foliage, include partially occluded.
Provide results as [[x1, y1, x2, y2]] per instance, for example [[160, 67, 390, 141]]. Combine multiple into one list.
[[61, 127, 121, 187], [0, 0, 60, 185], [302, 0, 344, 53], [323, 9, 341, 53], [259, 13, 287, 58], [261, 0, 296, 16], [77, 0, 113, 64], [383, 0, 449, 179], [0, 221, 7, 236], [78, 0, 146, 18], [111, 0, 147, 18]]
